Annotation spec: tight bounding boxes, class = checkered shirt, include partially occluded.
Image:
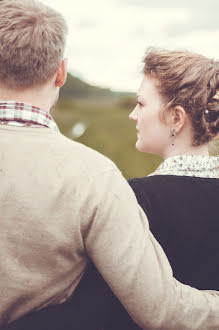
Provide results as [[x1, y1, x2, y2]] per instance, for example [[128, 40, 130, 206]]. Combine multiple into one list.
[[0, 101, 59, 132]]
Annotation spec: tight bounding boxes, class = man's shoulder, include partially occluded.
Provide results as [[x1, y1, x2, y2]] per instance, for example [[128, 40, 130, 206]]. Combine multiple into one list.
[[51, 131, 118, 176]]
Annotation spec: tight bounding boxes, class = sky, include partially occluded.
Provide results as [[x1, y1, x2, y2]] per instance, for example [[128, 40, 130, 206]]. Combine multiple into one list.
[[42, 0, 219, 92]]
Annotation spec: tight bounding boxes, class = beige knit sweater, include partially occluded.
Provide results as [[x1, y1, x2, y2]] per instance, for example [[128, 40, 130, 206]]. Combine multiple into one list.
[[0, 124, 219, 329]]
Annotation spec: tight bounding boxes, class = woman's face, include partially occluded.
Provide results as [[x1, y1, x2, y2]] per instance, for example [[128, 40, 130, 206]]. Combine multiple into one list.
[[129, 75, 171, 156]]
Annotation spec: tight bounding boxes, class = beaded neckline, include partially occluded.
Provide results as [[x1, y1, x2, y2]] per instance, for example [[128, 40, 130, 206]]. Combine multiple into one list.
[[155, 155, 219, 179]]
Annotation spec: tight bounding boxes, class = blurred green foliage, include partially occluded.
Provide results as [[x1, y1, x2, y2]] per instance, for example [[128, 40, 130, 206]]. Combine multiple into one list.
[[117, 96, 137, 110], [54, 98, 162, 179], [209, 139, 219, 156]]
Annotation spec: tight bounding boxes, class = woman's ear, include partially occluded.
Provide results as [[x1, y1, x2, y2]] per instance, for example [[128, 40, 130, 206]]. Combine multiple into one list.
[[55, 58, 68, 88], [171, 106, 187, 133]]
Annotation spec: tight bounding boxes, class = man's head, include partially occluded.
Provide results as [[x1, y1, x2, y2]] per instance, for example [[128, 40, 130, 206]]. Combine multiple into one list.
[[0, 0, 68, 106]]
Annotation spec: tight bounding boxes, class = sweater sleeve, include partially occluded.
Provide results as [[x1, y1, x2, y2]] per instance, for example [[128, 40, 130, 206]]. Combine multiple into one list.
[[83, 168, 219, 330]]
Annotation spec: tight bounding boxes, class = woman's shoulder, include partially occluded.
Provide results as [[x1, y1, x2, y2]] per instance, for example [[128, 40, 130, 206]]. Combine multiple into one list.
[[128, 176, 153, 192], [128, 174, 219, 199], [129, 174, 219, 185], [128, 174, 176, 190], [127, 175, 165, 207]]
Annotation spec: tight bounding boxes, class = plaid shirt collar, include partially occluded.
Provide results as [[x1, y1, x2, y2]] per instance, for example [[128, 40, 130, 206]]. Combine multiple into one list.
[[0, 101, 59, 132]]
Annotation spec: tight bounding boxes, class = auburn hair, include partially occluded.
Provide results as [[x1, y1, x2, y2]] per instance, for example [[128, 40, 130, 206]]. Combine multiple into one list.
[[143, 48, 219, 146]]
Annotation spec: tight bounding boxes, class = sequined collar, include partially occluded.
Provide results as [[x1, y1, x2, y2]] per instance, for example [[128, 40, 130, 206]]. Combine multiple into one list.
[[156, 155, 219, 179]]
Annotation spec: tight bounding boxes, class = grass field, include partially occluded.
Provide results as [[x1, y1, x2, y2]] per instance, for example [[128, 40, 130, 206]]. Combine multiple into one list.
[[53, 98, 219, 179]]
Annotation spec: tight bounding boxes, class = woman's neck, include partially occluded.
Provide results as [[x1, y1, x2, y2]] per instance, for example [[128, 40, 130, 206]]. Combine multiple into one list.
[[162, 141, 209, 160]]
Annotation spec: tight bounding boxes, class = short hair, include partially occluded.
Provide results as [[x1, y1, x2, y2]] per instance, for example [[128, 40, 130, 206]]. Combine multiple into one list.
[[143, 48, 219, 146], [0, 0, 68, 89]]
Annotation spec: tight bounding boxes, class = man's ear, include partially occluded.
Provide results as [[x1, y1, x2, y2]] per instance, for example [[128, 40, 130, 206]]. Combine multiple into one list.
[[55, 58, 68, 87], [171, 106, 187, 133]]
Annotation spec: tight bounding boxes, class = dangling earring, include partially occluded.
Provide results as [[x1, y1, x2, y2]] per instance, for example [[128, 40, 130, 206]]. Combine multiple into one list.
[[171, 129, 176, 146]]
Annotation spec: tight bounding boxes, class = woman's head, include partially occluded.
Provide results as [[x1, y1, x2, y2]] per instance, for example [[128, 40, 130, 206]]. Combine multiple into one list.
[[130, 48, 219, 156]]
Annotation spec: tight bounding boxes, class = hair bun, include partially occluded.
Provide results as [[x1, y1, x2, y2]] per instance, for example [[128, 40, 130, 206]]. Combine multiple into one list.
[[203, 105, 219, 138], [204, 109, 219, 123]]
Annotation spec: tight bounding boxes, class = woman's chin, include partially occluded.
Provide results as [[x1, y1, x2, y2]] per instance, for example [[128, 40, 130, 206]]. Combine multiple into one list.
[[135, 142, 159, 155], [135, 141, 146, 153]]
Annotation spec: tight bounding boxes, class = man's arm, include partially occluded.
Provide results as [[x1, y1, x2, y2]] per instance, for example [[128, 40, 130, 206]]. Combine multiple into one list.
[[83, 168, 219, 330]]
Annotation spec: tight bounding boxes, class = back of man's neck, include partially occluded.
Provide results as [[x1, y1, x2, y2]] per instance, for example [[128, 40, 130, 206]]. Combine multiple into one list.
[[0, 86, 52, 113]]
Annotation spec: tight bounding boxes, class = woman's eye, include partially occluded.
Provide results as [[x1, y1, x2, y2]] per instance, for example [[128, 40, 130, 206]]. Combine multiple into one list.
[[137, 101, 143, 108]]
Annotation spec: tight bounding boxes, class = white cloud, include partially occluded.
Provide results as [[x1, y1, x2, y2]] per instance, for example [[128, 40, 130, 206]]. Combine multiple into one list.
[[41, 0, 219, 92]]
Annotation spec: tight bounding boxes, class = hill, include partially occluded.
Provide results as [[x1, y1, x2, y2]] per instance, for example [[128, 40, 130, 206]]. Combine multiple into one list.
[[60, 73, 134, 101]]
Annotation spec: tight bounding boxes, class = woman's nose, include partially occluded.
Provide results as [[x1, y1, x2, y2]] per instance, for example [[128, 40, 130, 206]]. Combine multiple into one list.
[[129, 107, 137, 121]]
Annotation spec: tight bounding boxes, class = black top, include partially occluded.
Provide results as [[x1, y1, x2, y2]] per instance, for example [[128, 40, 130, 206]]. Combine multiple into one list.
[[129, 175, 219, 290]]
